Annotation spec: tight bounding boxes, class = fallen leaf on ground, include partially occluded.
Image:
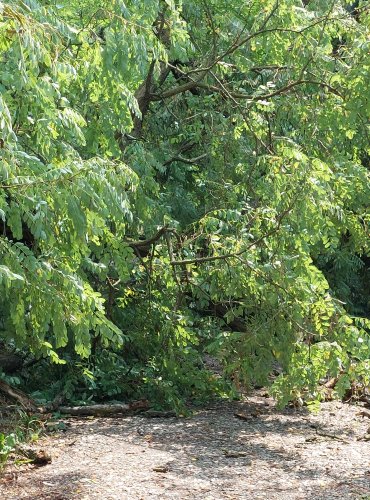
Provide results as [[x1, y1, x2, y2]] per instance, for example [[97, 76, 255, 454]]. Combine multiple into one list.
[[358, 410, 370, 418], [153, 465, 169, 473], [223, 450, 248, 458], [234, 413, 252, 421]]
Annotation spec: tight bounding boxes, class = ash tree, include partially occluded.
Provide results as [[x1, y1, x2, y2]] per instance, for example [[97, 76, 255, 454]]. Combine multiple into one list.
[[0, 0, 369, 407]]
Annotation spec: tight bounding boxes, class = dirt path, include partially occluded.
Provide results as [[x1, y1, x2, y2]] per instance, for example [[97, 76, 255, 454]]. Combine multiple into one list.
[[1, 391, 370, 499]]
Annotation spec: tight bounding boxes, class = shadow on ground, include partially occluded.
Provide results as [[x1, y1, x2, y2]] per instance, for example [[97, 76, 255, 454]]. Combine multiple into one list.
[[2, 393, 370, 499], [2, 470, 85, 499], [58, 395, 370, 498]]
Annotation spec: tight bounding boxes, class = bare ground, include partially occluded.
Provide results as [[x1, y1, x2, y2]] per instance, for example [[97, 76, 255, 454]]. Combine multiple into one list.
[[1, 391, 370, 499]]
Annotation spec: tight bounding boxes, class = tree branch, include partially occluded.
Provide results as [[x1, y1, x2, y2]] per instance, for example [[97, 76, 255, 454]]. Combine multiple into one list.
[[164, 153, 207, 166], [124, 226, 169, 250], [170, 187, 304, 266], [152, 77, 343, 103]]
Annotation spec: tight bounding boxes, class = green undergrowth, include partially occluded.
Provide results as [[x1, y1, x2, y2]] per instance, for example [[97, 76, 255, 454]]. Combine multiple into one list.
[[23, 349, 235, 414], [0, 406, 44, 470]]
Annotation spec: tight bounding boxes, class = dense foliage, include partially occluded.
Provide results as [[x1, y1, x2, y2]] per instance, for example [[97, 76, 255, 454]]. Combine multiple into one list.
[[0, 0, 369, 409]]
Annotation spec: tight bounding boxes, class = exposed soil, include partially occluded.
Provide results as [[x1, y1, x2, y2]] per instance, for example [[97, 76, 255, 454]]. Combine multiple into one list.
[[1, 391, 370, 499]]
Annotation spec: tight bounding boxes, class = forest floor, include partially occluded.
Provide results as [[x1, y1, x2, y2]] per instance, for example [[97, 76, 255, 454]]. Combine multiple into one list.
[[1, 389, 370, 499]]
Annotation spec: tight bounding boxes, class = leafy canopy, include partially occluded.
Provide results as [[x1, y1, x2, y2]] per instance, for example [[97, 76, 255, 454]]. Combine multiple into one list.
[[0, 0, 369, 407]]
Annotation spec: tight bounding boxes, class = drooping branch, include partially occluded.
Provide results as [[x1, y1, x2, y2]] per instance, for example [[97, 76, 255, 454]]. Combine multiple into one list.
[[149, 5, 345, 105], [124, 182, 303, 265], [114, 3, 345, 147], [170, 187, 304, 266], [152, 77, 343, 102], [126, 4, 283, 130]]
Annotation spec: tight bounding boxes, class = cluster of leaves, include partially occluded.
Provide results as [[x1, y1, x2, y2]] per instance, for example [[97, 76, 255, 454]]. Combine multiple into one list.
[[0, 0, 369, 409], [0, 432, 17, 467]]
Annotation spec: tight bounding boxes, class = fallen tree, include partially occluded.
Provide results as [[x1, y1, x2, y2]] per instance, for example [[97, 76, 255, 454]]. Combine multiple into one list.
[[0, 379, 149, 417], [58, 400, 149, 417]]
